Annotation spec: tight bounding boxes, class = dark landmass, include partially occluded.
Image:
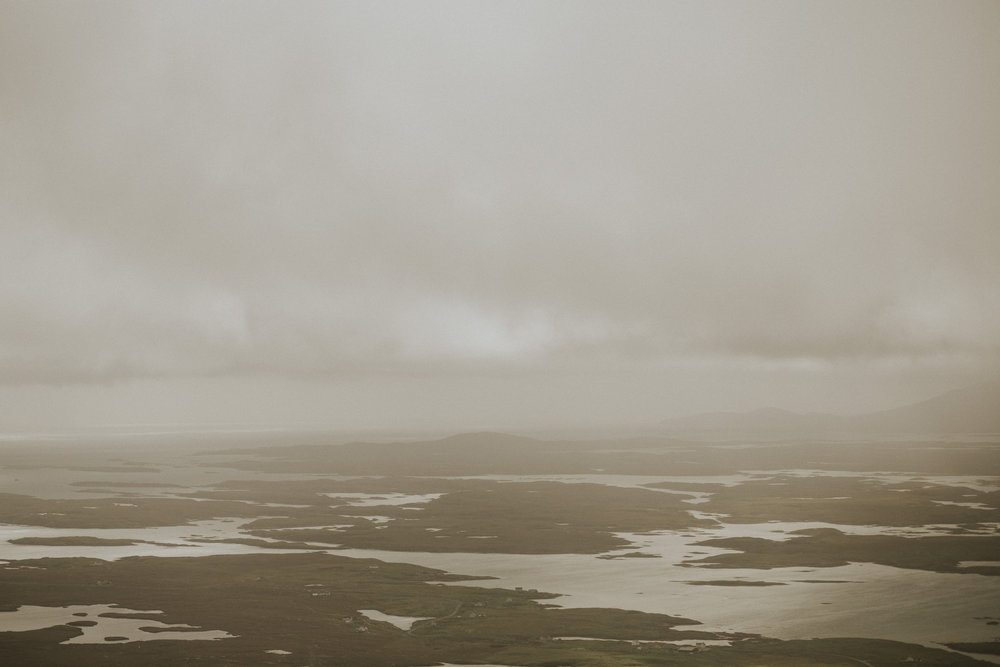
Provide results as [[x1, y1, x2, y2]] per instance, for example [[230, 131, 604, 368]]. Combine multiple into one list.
[[138, 625, 209, 633], [4, 465, 162, 474], [0, 492, 265, 529], [99, 612, 168, 620], [184, 537, 322, 550], [0, 478, 714, 554], [597, 551, 661, 559], [682, 580, 786, 586], [0, 552, 706, 666], [675, 474, 1000, 526], [69, 467, 161, 474], [946, 642, 1000, 656], [72, 481, 186, 488], [180, 476, 716, 554], [689, 528, 1000, 575], [0, 553, 985, 666], [9, 536, 177, 547], [249, 480, 711, 554], [1, 427, 998, 665]]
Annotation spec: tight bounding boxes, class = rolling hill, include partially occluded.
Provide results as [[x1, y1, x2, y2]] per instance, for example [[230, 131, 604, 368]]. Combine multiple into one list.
[[662, 381, 1000, 434]]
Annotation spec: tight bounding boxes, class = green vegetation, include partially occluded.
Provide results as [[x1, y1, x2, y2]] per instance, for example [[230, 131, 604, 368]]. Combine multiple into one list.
[[0, 493, 263, 529], [8, 536, 165, 547], [681, 580, 786, 586], [690, 527, 1000, 575], [0, 553, 984, 666], [680, 474, 1000, 527], [946, 642, 1000, 656], [1, 434, 998, 665], [249, 481, 711, 554], [597, 551, 661, 559]]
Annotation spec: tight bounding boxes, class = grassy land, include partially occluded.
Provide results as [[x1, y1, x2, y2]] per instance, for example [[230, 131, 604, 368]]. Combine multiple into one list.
[[1, 477, 715, 555], [674, 474, 1000, 527], [0, 553, 987, 666], [8, 537, 163, 547], [946, 642, 1000, 656], [2, 434, 998, 664], [689, 527, 1000, 575]]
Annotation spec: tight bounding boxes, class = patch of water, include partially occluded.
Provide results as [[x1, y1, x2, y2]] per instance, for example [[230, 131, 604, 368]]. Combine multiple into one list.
[[3, 467, 999, 653], [440, 473, 760, 489], [331, 542, 1000, 648], [2, 513, 997, 650], [357, 609, 432, 631], [0, 519, 311, 560], [668, 519, 999, 540], [341, 515, 393, 524], [932, 500, 997, 510], [745, 470, 1000, 493], [555, 636, 732, 647], [323, 493, 445, 507], [0, 604, 234, 643]]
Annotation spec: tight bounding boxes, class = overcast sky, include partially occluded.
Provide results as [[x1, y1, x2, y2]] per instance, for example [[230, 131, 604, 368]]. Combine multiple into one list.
[[1, 1, 998, 433]]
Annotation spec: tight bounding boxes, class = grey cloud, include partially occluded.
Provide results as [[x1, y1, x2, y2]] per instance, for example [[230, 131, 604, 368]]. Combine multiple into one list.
[[1, 1, 998, 408]]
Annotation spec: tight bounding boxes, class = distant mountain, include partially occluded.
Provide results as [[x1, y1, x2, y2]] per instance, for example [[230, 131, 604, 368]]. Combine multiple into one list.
[[853, 381, 1000, 433], [661, 381, 1000, 434], [661, 407, 843, 432]]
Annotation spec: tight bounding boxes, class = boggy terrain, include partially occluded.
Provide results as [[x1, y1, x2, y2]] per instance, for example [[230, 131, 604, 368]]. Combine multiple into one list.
[[689, 527, 1000, 575], [0, 431, 998, 665], [206, 430, 1000, 476], [0, 553, 986, 666]]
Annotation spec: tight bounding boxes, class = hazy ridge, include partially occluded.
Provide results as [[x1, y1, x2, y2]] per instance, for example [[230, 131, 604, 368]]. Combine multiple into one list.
[[661, 381, 1000, 434]]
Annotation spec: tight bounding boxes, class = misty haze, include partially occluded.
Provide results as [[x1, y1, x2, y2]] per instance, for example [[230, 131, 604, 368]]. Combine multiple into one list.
[[1, 1, 999, 666]]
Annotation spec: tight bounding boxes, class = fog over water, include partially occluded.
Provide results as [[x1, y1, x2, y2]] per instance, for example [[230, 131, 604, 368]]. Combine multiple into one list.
[[1, 1, 999, 432]]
